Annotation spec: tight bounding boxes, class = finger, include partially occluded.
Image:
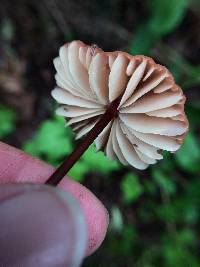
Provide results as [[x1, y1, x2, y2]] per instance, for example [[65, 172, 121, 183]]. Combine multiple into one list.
[[0, 142, 109, 255], [0, 183, 87, 267]]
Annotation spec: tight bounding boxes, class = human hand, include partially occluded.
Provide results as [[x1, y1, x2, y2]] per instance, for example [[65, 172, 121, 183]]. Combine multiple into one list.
[[0, 142, 109, 267]]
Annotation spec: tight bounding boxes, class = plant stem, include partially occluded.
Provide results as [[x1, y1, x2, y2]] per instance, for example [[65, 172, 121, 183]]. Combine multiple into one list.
[[46, 96, 121, 186]]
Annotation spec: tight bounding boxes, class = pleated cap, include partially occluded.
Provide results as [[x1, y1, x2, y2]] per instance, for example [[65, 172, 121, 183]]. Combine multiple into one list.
[[52, 40, 189, 170]]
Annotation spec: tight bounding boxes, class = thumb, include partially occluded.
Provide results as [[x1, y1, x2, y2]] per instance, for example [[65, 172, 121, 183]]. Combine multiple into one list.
[[0, 183, 87, 267]]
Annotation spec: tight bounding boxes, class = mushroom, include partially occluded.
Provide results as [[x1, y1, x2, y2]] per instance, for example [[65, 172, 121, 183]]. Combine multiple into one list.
[[49, 40, 188, 184]]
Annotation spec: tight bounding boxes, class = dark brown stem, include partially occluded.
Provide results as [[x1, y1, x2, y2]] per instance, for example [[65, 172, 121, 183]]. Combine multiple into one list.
[[46, 96, 121, 186]]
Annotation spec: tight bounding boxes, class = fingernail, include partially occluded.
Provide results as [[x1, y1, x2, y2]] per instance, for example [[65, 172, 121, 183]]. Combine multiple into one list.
[[0, 183, 87, 267]]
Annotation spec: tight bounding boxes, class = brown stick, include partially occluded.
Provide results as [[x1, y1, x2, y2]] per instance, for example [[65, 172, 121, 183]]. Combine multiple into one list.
[[46, 96, 120, 186]]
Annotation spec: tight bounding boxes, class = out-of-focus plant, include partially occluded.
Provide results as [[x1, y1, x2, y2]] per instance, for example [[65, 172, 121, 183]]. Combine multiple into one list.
[[69, 144, 120, 182], [0, 104, 17, 138], [24, 116, 73, 165], [24, 116, 120, 182], [175, 131, 200, 174], [130, 0, 188, 54], [152, 168, 176, 195], [120, 173, 144, 203]]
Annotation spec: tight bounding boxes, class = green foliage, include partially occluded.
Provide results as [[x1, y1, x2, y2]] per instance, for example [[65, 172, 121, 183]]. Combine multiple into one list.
[[70, 144, 120, 181], [110, 206, 124, 232], [82, 144, 120, 173], [157, 44, 200, 88], [23, 116, 73, 165], [0, 104, 17, 139], [129, 23, 159, 55], [175, 131, 200, 174], [120, 172, 144, 203], [152, 168, 176, 194], [68, 161, 89, 182], [187, 104, 200, 127], [130, 0, 188, 54], [162, 229, 199, 267], [147, 0, 188, 35], [24, 118, 120, 181]]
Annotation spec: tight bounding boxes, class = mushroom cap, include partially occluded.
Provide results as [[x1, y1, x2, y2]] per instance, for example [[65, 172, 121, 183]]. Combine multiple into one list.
[[52, 40, 189, 170]]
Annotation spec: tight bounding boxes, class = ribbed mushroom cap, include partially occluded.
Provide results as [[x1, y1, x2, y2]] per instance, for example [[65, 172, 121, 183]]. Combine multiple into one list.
[[52, 40, 189, 170]]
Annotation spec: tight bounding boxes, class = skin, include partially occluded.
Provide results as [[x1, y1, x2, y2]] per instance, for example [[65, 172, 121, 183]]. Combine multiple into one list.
[[0, 141, 109, 266]]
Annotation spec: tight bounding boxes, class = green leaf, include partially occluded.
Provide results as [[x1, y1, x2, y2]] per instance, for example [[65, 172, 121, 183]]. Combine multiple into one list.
[[129, 24, 159, 55], [143, 180, 157, 195], [82, 144, 120, 174], [130, 0, 188, 54], [0, 104, 17, 138], [120, 173, 144, 203], [120, 224, 137, 254], [148, 0, 188, 35], [175, 131, 200, 173], [176, 229, 196, 246], [23, 116, 73, 165], [159, 151, 175, 172], [162, 229, 199, 267], [156, 195, 199, 224], [110, 206, 124, 232], [187, 104, 200, 127], [69, 144, 120, 181], [68, 160, 89, 182], [152, 169, 176, 194]]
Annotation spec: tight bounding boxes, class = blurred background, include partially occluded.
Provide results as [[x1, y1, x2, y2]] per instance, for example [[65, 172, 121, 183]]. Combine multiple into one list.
[[0, 0, 200, 266]]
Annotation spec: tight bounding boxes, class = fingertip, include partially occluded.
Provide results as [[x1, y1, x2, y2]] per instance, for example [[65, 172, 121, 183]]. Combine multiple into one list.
[[85, 195, 109, 256], [0, 141, 53, 183], [59, 177, 109, 256]]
